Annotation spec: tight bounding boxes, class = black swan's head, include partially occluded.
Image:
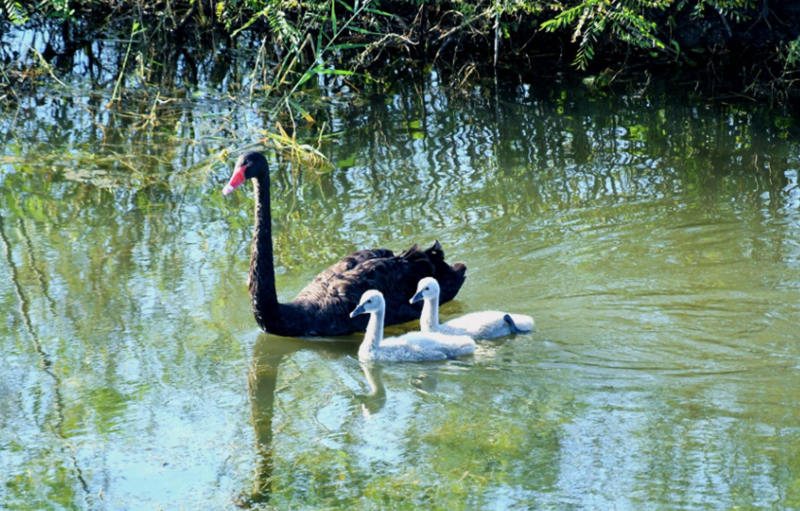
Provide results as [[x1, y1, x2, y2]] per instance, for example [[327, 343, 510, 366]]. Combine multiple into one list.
[[222, 151, 269, 195]]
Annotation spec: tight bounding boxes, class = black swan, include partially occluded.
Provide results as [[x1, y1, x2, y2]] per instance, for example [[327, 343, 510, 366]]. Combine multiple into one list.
[[222, 151, 467, 337]]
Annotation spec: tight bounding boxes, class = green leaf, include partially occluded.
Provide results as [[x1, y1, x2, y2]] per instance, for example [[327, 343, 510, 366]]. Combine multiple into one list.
[[295, 66, 319, 88], [328, 43, 368, 51], [316, 68, 356, 77], [335, 0, 355, 13], [347, 26, 380, 36], [365, 6, 393, 16]]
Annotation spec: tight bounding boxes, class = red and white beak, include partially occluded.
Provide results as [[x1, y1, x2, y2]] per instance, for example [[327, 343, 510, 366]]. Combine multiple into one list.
[[222, 163, 248, 195]]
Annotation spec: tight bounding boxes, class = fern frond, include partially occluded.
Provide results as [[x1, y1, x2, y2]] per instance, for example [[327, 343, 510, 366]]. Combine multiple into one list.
[[1, 0, 27, 25]]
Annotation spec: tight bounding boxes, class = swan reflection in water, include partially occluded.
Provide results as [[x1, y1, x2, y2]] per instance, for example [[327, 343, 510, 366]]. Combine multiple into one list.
[[357, 363, 444, 417], [242, 334, 415, 505], [357, 363, 386, 418], [240, 332, 453, 506], [240, 334, 352, 506]]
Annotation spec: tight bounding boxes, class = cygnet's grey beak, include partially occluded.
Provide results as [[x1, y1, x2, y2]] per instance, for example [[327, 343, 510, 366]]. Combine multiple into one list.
[[409, 290, 424, 304], [350, 304, 366, 318]]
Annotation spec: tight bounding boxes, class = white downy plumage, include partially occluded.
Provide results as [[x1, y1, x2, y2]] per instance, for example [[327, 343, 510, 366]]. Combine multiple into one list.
[[350, 290, 475, 362], [410, 277, 534, 339]]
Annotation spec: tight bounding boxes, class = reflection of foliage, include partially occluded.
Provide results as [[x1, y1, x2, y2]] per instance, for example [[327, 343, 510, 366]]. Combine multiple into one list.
[[781, 35, 800, 94], [0, 158, 255, 507], [2, 70, 800, 508]]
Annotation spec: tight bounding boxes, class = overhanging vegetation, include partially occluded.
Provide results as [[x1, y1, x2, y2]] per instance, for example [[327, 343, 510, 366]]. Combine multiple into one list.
[[2, 1, 799, 106]]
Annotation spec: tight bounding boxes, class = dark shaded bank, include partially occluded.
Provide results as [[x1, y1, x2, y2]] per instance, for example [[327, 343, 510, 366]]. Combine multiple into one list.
[[2, 1, 799, 108]]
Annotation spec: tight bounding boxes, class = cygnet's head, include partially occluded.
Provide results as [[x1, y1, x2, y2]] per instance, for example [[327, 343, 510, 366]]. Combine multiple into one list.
[[350, 289, 385, 318], [409, 277, 441, 304]]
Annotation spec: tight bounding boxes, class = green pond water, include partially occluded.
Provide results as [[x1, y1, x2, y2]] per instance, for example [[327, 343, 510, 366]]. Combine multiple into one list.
[[1, 65, 800, 509]]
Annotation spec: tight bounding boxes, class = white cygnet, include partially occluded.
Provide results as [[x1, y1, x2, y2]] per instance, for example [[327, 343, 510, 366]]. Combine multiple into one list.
[[350, 289, 475, 362], [410, 277, 534, 339]]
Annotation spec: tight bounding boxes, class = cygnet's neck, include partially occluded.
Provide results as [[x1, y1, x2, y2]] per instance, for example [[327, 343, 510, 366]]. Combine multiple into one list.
[[359, 308, 385, 359], [420, 295, 440, 332]]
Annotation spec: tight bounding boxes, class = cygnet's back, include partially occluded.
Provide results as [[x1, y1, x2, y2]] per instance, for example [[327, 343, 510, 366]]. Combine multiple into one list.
[[368, 331, 476, 362], [440, 310, 535, 338]]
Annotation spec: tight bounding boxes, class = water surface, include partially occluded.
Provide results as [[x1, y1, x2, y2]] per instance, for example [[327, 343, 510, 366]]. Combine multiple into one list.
[[1, 70, 799, 509]]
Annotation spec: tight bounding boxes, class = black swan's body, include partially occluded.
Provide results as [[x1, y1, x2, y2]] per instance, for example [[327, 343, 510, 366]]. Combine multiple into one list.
[[223, 151, 467, 337]]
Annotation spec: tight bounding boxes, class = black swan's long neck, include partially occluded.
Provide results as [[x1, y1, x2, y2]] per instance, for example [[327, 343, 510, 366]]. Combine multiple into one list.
[[249, 174, 282, 330]]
